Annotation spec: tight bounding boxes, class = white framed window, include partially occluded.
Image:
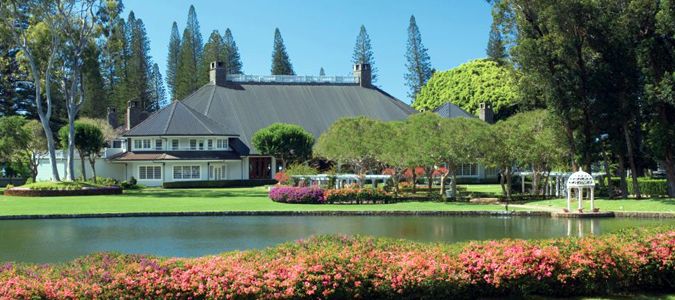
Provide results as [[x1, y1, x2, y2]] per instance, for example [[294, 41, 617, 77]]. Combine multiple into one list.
[[173, 165, 200, 179], [155, 140, 163, 150], [171, 139, 179, 150], [198, 140, 205, 150], [134, 139, 152, 150], [138, 165, 161, 180], [207, 139, 213, 150], [216, 138, 228, 149], [189, 139, 197, 150]]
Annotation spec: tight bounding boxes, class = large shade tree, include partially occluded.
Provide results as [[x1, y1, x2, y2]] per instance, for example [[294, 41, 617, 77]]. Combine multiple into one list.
[[412, 59, 518, 117], [314, 117, 382, 187], [59, 122, 105, 181], [252, 123, 314, 170]]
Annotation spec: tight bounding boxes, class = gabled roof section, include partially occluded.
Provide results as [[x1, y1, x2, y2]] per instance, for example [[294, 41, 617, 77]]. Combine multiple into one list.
[[433, 102, 475, 119], [124, 100, 239, 137], [181, 83, 416, 154]]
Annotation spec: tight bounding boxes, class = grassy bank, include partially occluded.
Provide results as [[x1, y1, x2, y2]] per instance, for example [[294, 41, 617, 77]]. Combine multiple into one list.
[[0, 186, 513, 216], [523, 198, 675, 213]]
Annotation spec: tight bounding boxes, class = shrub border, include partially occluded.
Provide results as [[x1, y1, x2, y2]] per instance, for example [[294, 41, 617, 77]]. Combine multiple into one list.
[[3, 186, 122, 197]]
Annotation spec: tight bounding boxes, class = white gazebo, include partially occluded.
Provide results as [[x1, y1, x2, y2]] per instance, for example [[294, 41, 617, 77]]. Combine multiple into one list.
[[565, 169, 596, 212]]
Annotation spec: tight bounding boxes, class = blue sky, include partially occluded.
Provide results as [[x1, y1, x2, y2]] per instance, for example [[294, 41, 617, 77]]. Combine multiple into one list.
[[124, 0, 493, 103]]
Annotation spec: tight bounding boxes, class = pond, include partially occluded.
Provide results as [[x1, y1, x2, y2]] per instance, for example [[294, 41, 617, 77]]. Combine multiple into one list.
[[0, 216, 672, 263]]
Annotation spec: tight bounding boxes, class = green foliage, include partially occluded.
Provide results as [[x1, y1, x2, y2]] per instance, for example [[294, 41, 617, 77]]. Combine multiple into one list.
[[413, 59, 518, 115], [223, 28, 243, 74], [149, 63, 166, 109], [352, 25, 378, 82], [252, 123, 314, 169], [486, 22, 507, 63], [0, 116, 29, 163], [270, 28, 294, 75], [314, 117, 382, 178], [404, 15, 433, 99], [284, 163, 319, 177], [126, 12, 153, 111], [611, 177, 669, 197], [199, 30, 227, 85], [166, 21, 181, 101], [58, 122, 105, 156], [174, 5, 204, 100]]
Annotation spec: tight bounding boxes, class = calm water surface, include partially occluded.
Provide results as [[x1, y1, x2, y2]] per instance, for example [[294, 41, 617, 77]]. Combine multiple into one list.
[[0, 216, 672, 263]]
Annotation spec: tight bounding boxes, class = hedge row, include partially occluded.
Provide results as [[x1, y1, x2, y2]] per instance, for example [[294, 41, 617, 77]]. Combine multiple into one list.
[[3, 187, 122, 197], [325, 187, 394, 204], [269, 186, 324, 203], [0, 226, 672, 299], [609, 178, 669, 196], [162, 179, 277, 189]]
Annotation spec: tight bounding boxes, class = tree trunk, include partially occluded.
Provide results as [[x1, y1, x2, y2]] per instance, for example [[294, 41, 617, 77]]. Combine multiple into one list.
[[623, 123, 641, 199], [439, 173, 448, 196], [66, 111, 76, 181], [504, 167, 512, 211], [451, 173, 458, 201], [618, 155, 628, 199], [89, 156, 97, 183], [79, 153, 87, 180], [531, 167, 539, 196], [658, 104, 675, 197], [499, 169, 507, 197], [411, 172, 417, 194]]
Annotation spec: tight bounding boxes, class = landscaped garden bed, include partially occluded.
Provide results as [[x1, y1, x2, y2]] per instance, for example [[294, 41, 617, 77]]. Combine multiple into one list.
[[3, 181, 122, 197], [0, 226, 672, 299]]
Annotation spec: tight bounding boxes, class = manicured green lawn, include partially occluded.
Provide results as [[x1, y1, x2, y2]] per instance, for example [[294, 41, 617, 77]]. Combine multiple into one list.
[[0, 186, 515, 216], [523, 197, 675, 213], [460, 184, 502, 195]]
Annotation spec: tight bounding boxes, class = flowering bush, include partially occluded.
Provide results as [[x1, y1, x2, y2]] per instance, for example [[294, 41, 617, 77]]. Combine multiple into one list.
[[1, 227, 672, 299], [325, 187, 393, 204], [274, 171, 291, 185], [269, 186, 324, 203]]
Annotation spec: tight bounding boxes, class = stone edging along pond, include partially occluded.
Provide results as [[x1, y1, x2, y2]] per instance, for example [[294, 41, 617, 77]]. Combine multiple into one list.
[[0, 210, 672, 220]]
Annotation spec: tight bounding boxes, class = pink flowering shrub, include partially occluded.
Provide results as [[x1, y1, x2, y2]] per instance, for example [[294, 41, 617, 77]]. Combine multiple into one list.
[[269, 186, 324, 203], [0, 227, 673, 299]]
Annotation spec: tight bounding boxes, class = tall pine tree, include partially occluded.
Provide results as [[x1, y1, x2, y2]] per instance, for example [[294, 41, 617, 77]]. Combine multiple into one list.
[[200, 30, 226, 84], [486, 22, 507, 63], [404, 15, 433, 100], [175, 27, 199, 99], [270, 28, 294, 75], [175, 5, 203, 99], [149, 63, 167, 110], [99, 0, 128, 118], [223, 28, 243, 74], [166, 21, 181, 101], [81, 42, 108, 118], [126, 12, 153, 110], [320, 67, 325, 76], [352, 25, 378, 82]]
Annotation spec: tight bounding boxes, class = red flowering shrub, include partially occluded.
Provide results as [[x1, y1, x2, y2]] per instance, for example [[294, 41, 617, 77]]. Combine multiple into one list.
[[274, 171, 291, 185], [269, 186, 324, 203], [0, 227, 673, 299]]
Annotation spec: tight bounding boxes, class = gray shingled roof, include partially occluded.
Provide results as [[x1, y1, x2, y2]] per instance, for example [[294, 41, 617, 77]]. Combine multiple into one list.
[[109, 150, 240, 161], [124, 100, 238, 137], [433, 102, 475, 119], [182, 83, 416, 154]]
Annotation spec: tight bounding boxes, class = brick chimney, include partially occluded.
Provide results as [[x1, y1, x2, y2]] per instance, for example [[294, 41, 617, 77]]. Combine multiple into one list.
[[353, 63, 372, 88], [479, 102, 494, 124], [209, 61, 227, 86], [107, 107, 118, 129], [126, 100, 144, 130]]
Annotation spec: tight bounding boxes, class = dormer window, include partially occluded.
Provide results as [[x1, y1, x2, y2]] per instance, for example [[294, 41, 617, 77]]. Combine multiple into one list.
[[207, 139, 213, 150], [155, 140, 163, 150], [171, 139, 179, 150], [189, 139, 197, 150]]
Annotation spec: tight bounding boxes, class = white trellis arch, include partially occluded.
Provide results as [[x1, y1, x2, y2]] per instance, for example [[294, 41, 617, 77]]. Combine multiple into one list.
[[565, 169, 596, 212]]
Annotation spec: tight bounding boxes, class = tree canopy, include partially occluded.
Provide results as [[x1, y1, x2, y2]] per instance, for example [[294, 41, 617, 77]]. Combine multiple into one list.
[[252, 123, 314, 170], [412, 59, 518, 116]]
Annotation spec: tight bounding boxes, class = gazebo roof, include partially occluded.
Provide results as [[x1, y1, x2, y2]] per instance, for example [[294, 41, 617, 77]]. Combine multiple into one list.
[[566, 169, 595, 188]]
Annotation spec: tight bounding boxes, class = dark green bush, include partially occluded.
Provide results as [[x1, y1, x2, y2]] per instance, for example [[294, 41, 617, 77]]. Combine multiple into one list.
[[609, 177, 668, 196]]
